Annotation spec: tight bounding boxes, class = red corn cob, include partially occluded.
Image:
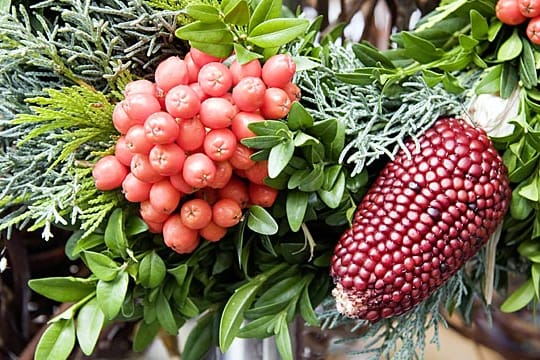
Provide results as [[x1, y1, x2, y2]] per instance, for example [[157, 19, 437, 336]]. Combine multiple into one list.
[[330, 117, 511, 322]]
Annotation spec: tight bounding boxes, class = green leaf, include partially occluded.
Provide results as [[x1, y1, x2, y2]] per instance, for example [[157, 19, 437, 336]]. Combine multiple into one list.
[[286, 190, 308, 232], [442, 72, 465, 94], [307, 119, 337, 144], [458, 35, 478, 51], [287, 102, 314, 130], [242, 135, 285, 149], [96, 271, 129, 320], [190, 41, 234, 59], [185, 4, 221, 23], [500, 62, 518, 99], [139, 251, 167, 288], [249, 0, 282, 32], [497, 29, 522, 62], [254, 275, 304, 308], [518, 176, 539, 202], [176, 21, 234, 44], [249, 120, 289, 135], [248, 18, 309, 49], [520, 38, 538, 89], [83, 251, 119, 281], [470, 9, 488, 40], [183, 311, 215, 360], [238, 315, 276, 339], [179, 297, 200, 318], [76, 298, 105, 356], [268, 140, 294, 178], [475, 64, 502, 94], [133, 320, 161, 352], [104, 208, 127, 258], [293, 56, 321, 71], [275, 316, 293, 360], [299, 286, 319, 326], [352, 41, 395, 68], [223, 0, 250, 25], [488, 18, 503, 41], [532, 264, 540, 299], [126, 216, 149, 237], [35, 319, 75, 360], [298, 164, 324, 192], [247, 205, 279, 235], [511, 186, 533, 220], [168, 263, 188, 285], [72, 233, 105, 258], [401, 31, 445, 63], [293, 132, 319, 147], [422, 69, 444, 87], [29, 277, 95, 303], [233, 43, 263, 64], [318, 171, 346, 209], [219, 279, 263, 351], [156, 292, 178, 335], [500, 279, 536, 312]]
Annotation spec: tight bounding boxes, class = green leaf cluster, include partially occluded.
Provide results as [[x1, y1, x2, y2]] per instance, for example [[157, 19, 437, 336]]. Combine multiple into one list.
[[242, 102, 360, 231], [175, 0, 309, 61]]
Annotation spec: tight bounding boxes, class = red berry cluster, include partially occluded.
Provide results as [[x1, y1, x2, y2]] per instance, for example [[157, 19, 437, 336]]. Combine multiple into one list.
[[496, 0, 540, 44], [92, 47, 301, 254]]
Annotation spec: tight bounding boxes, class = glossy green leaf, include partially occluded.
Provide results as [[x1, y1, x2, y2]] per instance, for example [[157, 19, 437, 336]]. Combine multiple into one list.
[[268, 140, 294, 178], [249, 0, 282, 32], [72, 233, 104, 258], [500, 62, 518, 99], [238, 315, 276, 339], [29, 277, 96, 303], [500, 279, 535, 312], [287, 102, 313, 130], [532, 264, 540, 299], [233, 43, 263, 64], [156, 292, 178, 335], [126, 216, 148, 237], [293, 132, 319, 147], [286, 190, 308, 232], [520, 38, 538, 89], [247, 205, 279, 235], [179, 297, 200, 318], [470, 9, 488, 40], [442, 72, 464, 94], [190, 41, 234, 59], [318, 171, 346, 209], [133, 320, 160, 352], [248, 18, 309, 48], [475, 64, 501, 94], [288, 168, 309, 189], [401, 31, 444, 63], [219, 278, 263, 351], [242, 135, 285, 149], [352, 41, 395, 68], [223, 0, 250, 25], [83, 251, 119, 281], [488, 18, 503, 41], [249, 120, 289, 135], [298, 164, 324, 192], [176, 21, 233, 44], [510, 186, 533, 220], [422, 69, 444, 87], [307, 119, 337, 144], [35, 319, 75, 360], [275, 316, 293, 360], [299, 286, 319, 326], [497, 30, 522, 61], [76, 298, 105, 355], [293, 56, 321, 71], [96, 271, 129, 320], [139, 251, 167, 288], [254, 276, 304, 308], [104, 208, 127, 257], [183, 311, 215, 360], [168, 263, 188, 285], [185, 4, 220, 23], [518, 176, 539, 202], [458, 35, 478, 51]]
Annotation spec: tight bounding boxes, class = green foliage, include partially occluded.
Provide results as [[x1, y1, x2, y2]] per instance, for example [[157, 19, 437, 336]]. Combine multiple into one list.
[[175, 0, 309, 61]]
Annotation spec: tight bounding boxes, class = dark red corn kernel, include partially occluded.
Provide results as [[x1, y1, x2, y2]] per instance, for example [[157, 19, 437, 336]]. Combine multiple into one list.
[[331, 117, 511, 321]]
